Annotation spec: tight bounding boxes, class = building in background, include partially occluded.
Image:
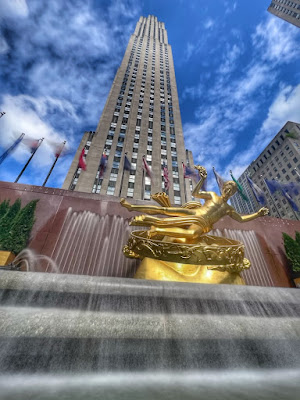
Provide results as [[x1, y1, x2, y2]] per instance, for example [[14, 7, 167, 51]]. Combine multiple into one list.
[[268, 0, 300, 28], [63, 15, 193, 204], [231, 121, 300, 220]]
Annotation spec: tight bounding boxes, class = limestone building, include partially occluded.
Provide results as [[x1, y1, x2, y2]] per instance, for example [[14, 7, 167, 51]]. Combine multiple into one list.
[[231, 121, 300, 220], [63, 15, 194, 204], [268, 0, 300, 28]]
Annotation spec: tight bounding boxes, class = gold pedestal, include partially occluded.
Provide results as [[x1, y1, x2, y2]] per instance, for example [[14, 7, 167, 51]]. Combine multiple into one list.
[[134, 257, 245, 285], [0, 251, 15, 266], [124, 231, 250, 285]]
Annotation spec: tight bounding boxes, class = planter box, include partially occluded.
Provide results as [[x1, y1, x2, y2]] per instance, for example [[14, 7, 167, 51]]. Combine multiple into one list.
[[0, 251, 15, 266]]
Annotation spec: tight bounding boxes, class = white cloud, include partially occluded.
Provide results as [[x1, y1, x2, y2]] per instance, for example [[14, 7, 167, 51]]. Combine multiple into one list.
[[0, 0, 28, 19], [204, 18, 214, 30], [260, 84, 300, 138], [0, 36, 9, 54], [0, 94, 76, 166], [224, 1, 237, 15], [185, 42, 196, 61], [252, 17, 299, 64], [218, 43, 243, 76], [182, 14, 300, 181], [227, 84, 300, 178], [0, 0, 141, 187]]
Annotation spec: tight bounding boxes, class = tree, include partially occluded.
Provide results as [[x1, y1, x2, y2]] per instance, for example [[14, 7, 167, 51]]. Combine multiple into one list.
[[283, 232, 300, 273], [0, 199, 21, 249], [295, 231, 300, 247], [0, 200, 10, 219], [5, 200, 39, 254]]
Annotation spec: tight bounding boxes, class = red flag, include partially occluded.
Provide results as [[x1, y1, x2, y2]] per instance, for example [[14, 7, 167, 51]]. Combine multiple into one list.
[[78, 148, 86, 170], [23, 138, 40, 153], [163, 162, 169, 191], [143, 156, 153, 182], [53, 142, 65, 158]]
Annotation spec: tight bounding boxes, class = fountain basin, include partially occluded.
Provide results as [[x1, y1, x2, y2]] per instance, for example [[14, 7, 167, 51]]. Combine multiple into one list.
[[0, 271, 299, 398]]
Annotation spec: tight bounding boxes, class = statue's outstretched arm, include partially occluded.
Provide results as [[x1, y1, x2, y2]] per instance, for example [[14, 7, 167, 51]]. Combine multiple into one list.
[[121, 198, 194, 216], [229, 207, 269, 223], [191, 166, 211, 199]]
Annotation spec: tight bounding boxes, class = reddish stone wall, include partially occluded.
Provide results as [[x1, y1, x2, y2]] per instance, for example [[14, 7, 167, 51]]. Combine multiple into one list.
[[0, 180, 298, 287]]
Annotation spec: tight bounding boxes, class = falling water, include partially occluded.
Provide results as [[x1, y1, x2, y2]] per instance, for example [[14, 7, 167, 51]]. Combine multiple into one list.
[[50, 208, 139, 278], [212, 229, 275, 286], [0, 271, 299, 399], [9, 249, 59, 274]]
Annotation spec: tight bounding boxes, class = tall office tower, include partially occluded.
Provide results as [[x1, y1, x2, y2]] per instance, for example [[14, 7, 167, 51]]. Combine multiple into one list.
[[63, 15, 193, 204], [231, 121, 300, 220], [268, 0, 300, 28]]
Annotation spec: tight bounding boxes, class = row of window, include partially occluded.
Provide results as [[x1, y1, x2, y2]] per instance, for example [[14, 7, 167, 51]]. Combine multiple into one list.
[[271, 1, 300, 17]]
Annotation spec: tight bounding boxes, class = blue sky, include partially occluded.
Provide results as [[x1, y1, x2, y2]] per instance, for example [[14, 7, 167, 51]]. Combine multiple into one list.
[[0, 0, 299, 189]]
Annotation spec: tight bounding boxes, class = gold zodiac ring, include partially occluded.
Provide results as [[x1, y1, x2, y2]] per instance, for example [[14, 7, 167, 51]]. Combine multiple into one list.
[[123, 231, 250, 273]]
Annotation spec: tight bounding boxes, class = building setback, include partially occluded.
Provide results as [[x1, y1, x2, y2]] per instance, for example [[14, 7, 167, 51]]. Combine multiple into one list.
[[231, 121, 300, 220], [268, 0, 300, 28], [63, 15, 194, 204]]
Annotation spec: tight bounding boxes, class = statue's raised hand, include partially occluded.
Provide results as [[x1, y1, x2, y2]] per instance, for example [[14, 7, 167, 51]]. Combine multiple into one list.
[[258, 207, 269, 216], [194, 165, 207, 178]]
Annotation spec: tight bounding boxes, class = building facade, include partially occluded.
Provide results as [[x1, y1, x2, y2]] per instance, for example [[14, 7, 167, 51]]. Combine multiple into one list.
[[63, 15, 193, 204], [268, 0, 300, 28], [231, 121, 300, 220]]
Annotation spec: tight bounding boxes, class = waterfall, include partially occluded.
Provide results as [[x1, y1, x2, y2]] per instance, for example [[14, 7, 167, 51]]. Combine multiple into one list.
[[50, 208, 139, 277]]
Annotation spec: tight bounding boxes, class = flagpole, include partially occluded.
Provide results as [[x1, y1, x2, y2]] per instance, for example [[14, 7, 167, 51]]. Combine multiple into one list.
[[119, 152, 127, 197], [0, 133, 25, 166], [42, 141, 66, 187], [275, 177, 299, 221], [294, 168, 300, 179], [15, 138, 44, 183], [182, 162, 187, 203], [141, 164, 145, 200], [261, 176, 282, 218]]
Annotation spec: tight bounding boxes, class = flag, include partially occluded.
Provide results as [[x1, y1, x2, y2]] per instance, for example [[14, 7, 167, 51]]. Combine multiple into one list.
[[124, 154, 132, 171], [230, 171, 248, 201], [99, 153, 108, 178], [23, 138, 40, 153], [266, 179, 299, 212], [213, 167, 225, 194], [265, 179, 282, 195], [78, 148, 86, 170], [143, 156, 153, 181], [247, 176, 266, 205], [162, 162, 170, 191], [0, 133, 24, 166], [183, 163, 199, 182], [283, 189, 299, 212], [52, 142, 66, 158]]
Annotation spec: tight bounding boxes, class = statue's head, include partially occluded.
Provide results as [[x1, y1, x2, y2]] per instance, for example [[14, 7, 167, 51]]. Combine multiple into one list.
[[222, 181, 237, 200]]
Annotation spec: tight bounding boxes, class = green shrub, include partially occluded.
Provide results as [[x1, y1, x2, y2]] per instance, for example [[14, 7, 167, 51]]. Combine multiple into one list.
[[0, 199, 38, 254], [283, 232, 300, 273], [0, 200, 10, 219], [0, 199, 21, 248]]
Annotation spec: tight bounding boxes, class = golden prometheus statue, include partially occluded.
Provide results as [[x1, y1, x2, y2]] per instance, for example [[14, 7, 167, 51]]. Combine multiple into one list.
[[121, 166, 268, 285]]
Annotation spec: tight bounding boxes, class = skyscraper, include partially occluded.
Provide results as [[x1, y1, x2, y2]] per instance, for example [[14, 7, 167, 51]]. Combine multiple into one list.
[[63, 15, 194, 204], [268, 0, 300, 28], [231, 121, 300, 220]]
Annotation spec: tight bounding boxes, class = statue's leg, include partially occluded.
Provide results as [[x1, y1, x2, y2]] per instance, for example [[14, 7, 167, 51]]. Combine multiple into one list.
[[130, 215, 195, 227], [129, 215, 160, 226], [121, 198, 194, 217], [148, 226, 202, 240]]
